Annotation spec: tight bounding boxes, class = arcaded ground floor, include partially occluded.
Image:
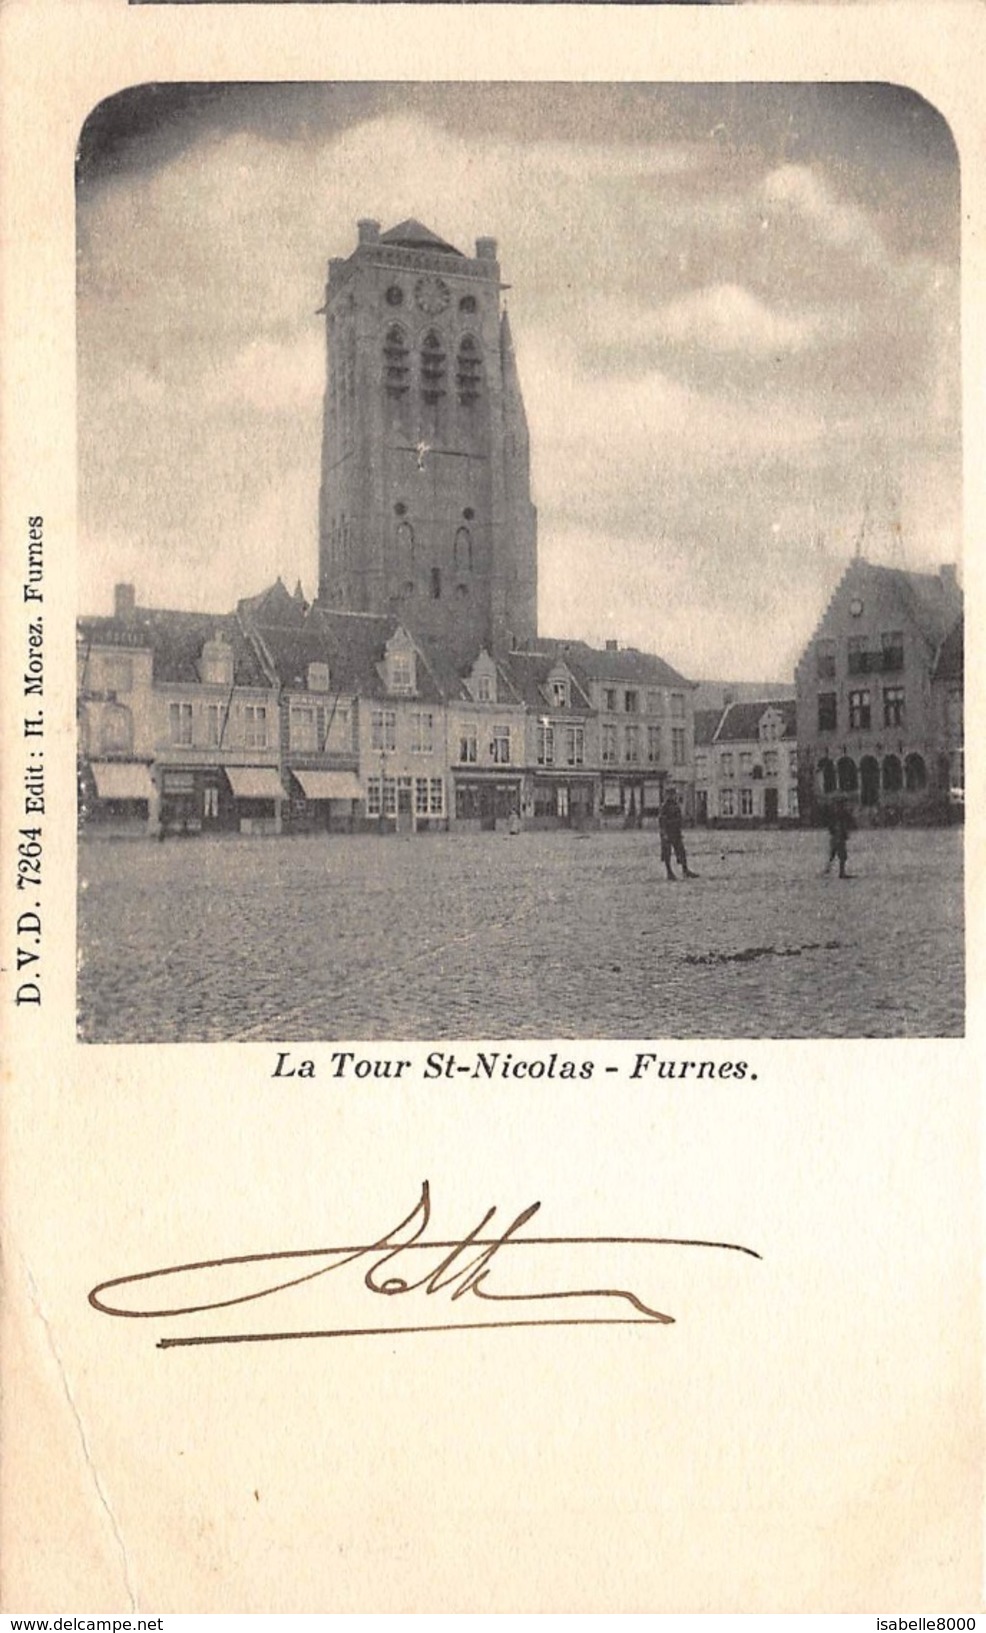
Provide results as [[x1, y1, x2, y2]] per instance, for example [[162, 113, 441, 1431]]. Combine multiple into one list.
[[77, 826, 964, 1043]]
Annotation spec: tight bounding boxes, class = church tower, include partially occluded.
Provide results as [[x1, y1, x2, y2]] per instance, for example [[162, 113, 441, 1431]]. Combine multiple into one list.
[[317, 218, 538, 662]]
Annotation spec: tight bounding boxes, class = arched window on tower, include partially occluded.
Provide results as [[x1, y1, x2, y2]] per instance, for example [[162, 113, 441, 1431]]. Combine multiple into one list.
[[383, 326, 410, 398], [456, 335, 482, 407], [454, 526, 473, 575], [420, 331, 447, 405], [396, 520, 415, 565]]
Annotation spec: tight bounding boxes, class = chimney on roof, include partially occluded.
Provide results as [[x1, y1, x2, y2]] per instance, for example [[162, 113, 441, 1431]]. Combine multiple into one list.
[[475, 236, 498, 262], [114, 583, 136, 622], [357, 218, 380, 245], [605, 639, 619, 652]]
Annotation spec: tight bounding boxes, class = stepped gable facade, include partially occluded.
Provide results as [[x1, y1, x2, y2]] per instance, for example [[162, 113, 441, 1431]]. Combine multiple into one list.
[[795, 557, 963, 820]]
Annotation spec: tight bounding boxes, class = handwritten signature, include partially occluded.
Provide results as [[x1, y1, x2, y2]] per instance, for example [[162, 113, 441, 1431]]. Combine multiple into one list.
[[88, 1181, 761, 1348]]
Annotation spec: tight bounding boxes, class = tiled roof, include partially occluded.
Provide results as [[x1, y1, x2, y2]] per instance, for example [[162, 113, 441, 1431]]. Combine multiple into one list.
[[693, 708, 724, 748], [529, 637, 693, 689], [379, 219, 464, 257], [714, 698, 798, 743], [78, 607, 269, 687], [501, 650, 593, 714], [932, 617, 963, 683], [255, 607, 453, 704], [882, 566, 962, 647]]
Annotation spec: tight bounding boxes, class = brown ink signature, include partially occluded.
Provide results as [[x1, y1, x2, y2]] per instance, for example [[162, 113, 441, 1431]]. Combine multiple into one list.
[[88, 1181, 761, 1348]]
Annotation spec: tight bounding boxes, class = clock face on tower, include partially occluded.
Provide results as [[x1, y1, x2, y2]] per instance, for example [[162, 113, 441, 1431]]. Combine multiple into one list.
[[414, 274, 450, 316]]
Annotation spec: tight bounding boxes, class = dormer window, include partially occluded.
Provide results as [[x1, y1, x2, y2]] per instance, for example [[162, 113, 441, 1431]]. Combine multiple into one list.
[[469, 653, 497, 705], [387, 652, 414, 695], [200, 636, 234, 688], [307, 662, 330, 693], [551, 677, 569, 708]]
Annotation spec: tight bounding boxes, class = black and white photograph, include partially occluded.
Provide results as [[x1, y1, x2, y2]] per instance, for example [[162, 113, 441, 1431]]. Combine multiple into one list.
[[76, 82, 964, 1042]]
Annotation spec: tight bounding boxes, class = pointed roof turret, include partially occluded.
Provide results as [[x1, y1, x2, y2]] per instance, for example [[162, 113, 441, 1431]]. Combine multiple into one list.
[[378, 219, 464, 257]]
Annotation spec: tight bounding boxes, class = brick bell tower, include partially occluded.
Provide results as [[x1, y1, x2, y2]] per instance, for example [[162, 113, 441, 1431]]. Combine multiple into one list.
[[316, 218, 537, 662]]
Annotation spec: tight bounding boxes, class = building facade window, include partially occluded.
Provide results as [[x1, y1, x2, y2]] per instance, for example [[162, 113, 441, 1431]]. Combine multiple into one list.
[[672, 728, 686, 766], [720, 789, 736, 818], [601, 723, 617, 765], [816, 640, 836, 680], [603, 687, 618, 712], [818, 692, 837, 732], [458, 725, 477, 763], [371, 708, 397, 752], [565, 726, 585, 767], [410, 711, 434, 754], [720, 751, 734, 778], [847, 635, 868, 675], [789, 789, 800, 818], [429, 777, 444, 815], [739, 751, 753, 776], [788, 747, 798, 778], [694, 751, 708, 781], [624, 724, 640, 763], [415, 778, 430, 816], [244, 705, 268, 749], [646, 690, 663, 714], [367, 779, 382, 816], [169, 702, 193, 746], [205, 704, 221, 747], [670, 692, 685, 719], [624, 689, 639, 714], [537, 725, 555, 766], [490, 727, 511, 765], [881, 630, 904, 671], [550, 678, 569, 708], [388, 653, 414, 693], [476, 673, 493, 703], [307, 662, 330, 692], [849, 689, 871, 730], [290, 706, 317, 752], [647, 725, 661, 764], [763, 749, 778, 778], [739, 788, 754, 817], [883, 686, 905, 728]]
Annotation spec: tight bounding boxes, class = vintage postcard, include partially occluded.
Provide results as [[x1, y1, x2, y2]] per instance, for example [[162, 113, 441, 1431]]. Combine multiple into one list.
[[1, 0, 983, 1614]]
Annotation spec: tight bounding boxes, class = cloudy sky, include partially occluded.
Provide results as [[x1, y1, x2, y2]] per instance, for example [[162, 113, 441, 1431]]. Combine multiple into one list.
[[77, 82, 960, 680]]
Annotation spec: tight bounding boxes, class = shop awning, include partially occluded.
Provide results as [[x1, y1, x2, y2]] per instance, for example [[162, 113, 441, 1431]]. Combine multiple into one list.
[[293, 769, 363, 801], [225, 766, 287, 800], [91, 761, 155, 800]]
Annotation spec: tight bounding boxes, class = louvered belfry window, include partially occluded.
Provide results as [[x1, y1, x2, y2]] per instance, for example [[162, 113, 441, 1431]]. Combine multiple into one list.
[[457, 335, 482, 406]]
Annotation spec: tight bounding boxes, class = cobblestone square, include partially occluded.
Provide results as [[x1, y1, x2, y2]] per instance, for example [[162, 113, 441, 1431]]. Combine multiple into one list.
[[77, 826, 963, 1041]]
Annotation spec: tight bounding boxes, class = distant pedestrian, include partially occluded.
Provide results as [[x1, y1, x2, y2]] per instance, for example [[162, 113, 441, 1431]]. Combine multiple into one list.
[[823, 799, 855, 878], [658, 787, 698, 881]]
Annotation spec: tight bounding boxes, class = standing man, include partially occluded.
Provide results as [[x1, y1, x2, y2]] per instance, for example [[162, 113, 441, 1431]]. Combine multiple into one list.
[[823, 798, 855, 878], [658, 786, 698, 881]]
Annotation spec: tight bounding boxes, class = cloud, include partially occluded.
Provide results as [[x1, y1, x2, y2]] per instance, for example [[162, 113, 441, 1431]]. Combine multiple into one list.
[[76, 95, 961, 678], [649, 283, 824, 356]]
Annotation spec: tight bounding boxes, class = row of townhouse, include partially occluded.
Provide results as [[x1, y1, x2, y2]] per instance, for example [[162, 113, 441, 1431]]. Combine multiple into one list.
[[77, 580, 699, 837]]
